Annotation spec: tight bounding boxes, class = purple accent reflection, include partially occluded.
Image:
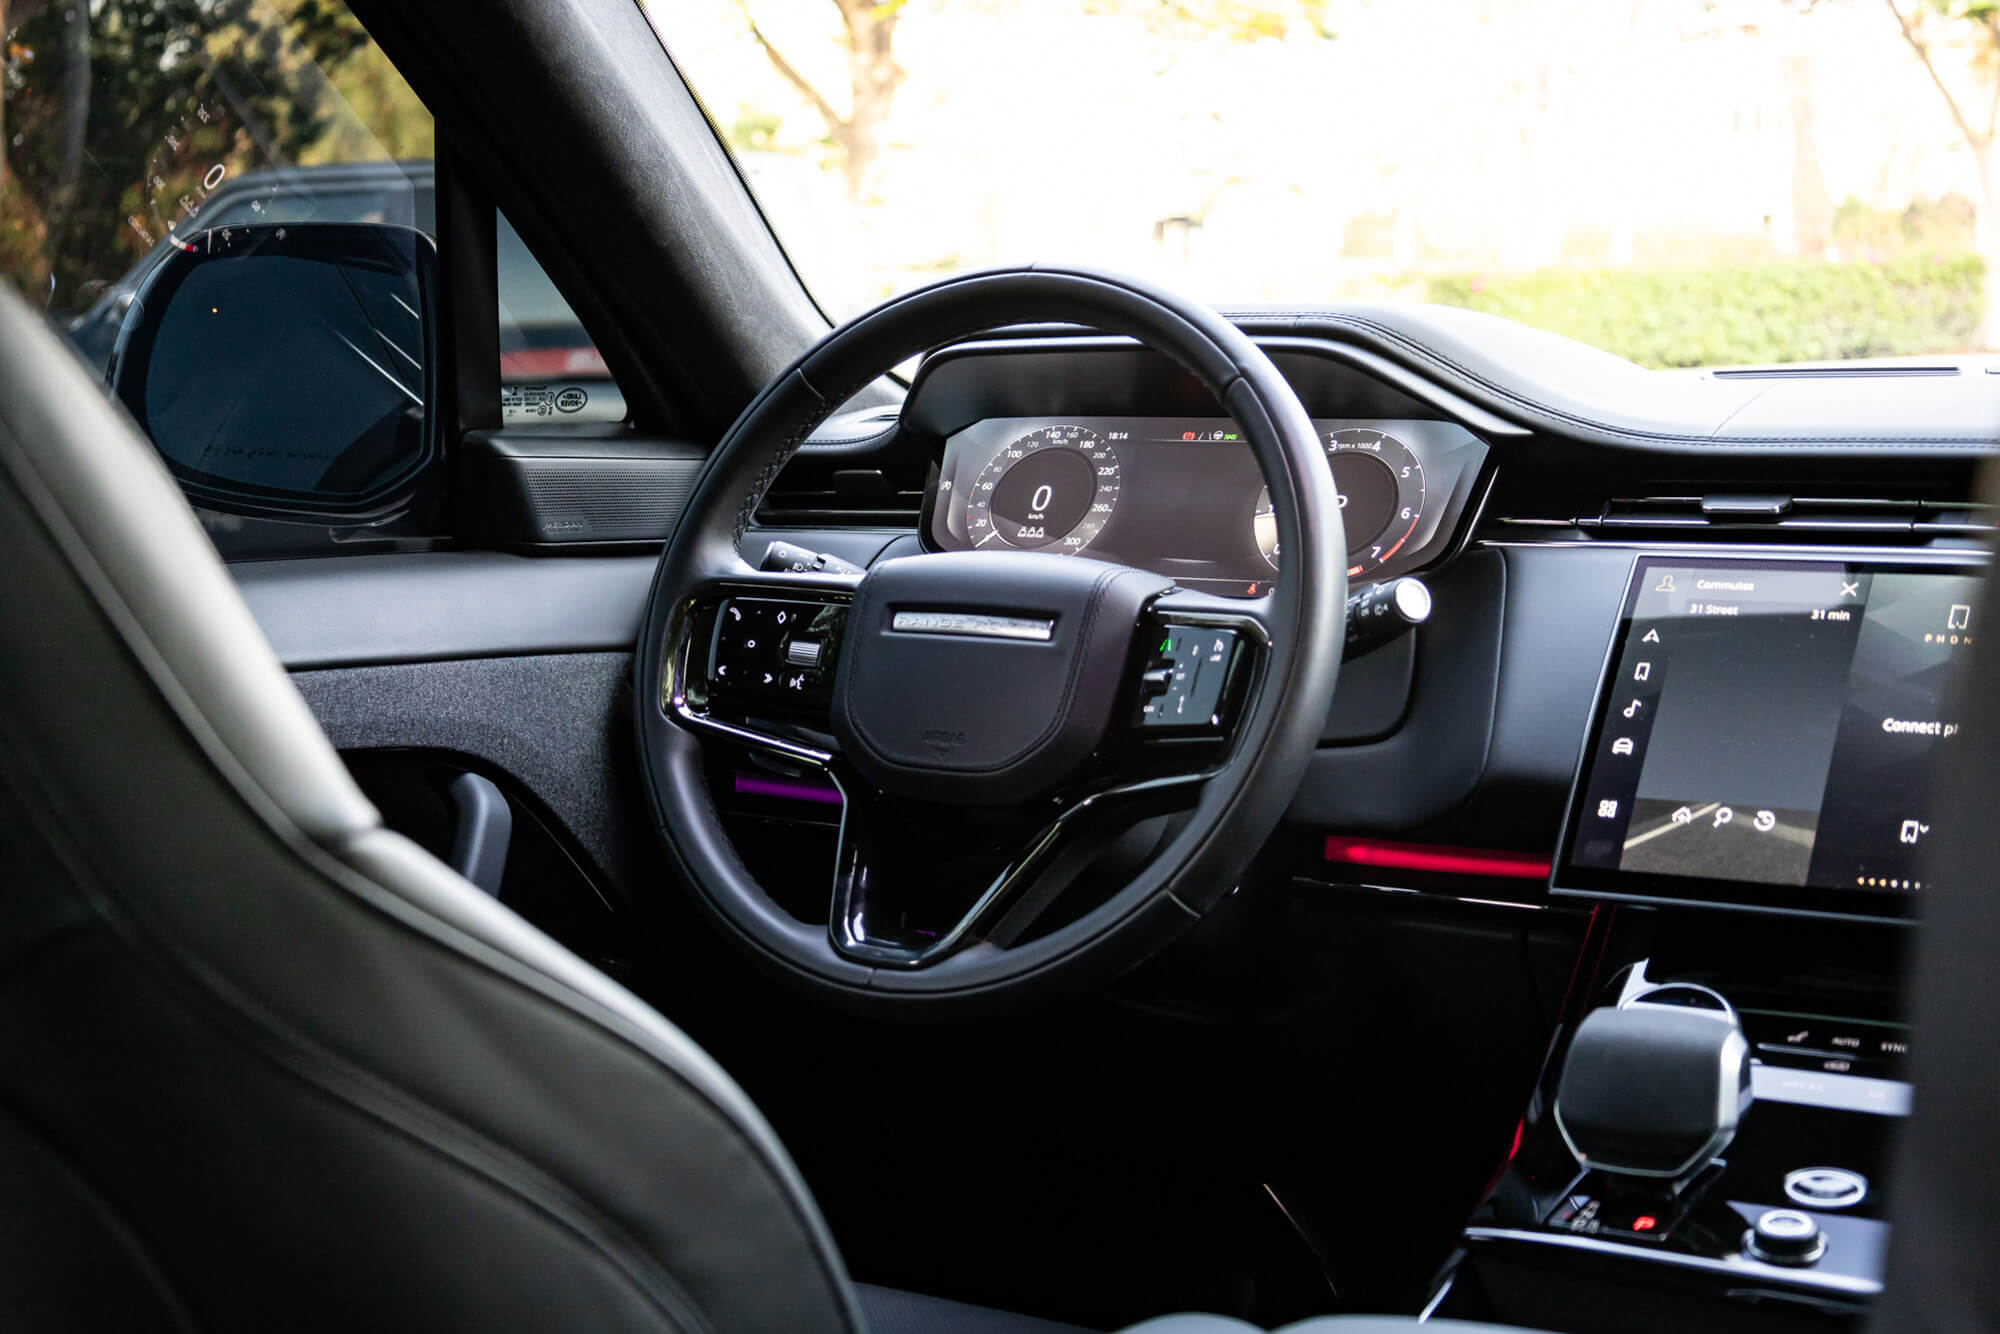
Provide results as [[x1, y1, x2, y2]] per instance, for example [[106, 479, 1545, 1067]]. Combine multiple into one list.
[[733, 772, 843, 807]]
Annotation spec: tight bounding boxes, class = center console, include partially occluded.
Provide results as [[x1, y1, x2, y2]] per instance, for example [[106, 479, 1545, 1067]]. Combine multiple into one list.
[[1425, 552, 1979, 1333], [1434, 917, 1907, 1333]]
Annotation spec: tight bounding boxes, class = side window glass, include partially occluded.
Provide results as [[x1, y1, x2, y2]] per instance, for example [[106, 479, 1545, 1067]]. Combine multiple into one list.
[[498, 213, 627, 424], [3, 5, 434, 372], [2, 2, 626, 559], [2, 2, 434, 560]]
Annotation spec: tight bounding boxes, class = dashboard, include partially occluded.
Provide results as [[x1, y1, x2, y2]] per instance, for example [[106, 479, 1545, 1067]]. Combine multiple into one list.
[[926, 415, 1488, 594], [820, 315, 1999, 927]]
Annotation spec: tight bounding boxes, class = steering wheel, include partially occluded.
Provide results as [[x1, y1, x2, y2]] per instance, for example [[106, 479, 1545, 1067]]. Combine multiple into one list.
[[634, 267, 1346, 1011]]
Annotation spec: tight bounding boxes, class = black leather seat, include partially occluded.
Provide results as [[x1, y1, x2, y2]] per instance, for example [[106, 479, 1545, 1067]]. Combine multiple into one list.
[[0, 276, 1986, 1334]]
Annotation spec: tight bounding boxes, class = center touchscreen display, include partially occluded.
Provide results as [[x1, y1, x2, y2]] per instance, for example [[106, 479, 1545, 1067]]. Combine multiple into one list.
[[1555, 557, 1984, 918]]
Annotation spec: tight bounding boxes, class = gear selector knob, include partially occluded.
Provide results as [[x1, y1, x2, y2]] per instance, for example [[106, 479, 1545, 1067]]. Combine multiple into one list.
[[1555, 997, 1753, 1182]]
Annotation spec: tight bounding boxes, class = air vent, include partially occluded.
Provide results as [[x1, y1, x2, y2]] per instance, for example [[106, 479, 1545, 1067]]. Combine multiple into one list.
[[756, 459, 928, 527], [1493, 492, 1993, 544]]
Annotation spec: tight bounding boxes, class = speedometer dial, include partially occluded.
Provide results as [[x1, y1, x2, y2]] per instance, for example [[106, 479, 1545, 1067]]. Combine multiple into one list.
[[1250, 428, 1426, 580], [965, 425, 1120, 554]]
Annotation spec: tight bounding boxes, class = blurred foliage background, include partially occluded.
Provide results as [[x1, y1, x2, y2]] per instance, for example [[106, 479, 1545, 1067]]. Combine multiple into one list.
[[9, 0, 2000, 369], [1427, 252, 1984, 368], [649, 0, 2000, 368], [1, 0, 429, 316]]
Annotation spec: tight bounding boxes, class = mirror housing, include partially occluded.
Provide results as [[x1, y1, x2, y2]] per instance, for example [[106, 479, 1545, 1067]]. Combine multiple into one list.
[[109, 223, 439, 520]]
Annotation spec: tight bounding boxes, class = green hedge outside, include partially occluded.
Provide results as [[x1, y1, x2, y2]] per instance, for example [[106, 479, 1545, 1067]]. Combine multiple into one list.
[[1424, 253, 1985, 368]]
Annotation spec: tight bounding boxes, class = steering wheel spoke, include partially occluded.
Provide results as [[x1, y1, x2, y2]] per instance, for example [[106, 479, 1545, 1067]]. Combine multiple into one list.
[[825, 594, 1267, 968], [827, 762, 1211, 968]]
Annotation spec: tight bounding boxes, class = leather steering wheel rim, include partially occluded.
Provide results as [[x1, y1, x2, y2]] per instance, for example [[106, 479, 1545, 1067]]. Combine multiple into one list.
[[634, 265, 1346, 1012]]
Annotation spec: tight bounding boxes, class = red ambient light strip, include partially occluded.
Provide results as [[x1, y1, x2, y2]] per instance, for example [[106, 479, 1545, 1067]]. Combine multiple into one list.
[[1323, 835, 1551, 880]]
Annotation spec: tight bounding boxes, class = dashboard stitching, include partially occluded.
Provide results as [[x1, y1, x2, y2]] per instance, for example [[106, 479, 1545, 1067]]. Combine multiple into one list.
[[732, 369, 895, 544], [803, 427, 900, 449], [1224, 312, 2000, 450], [731, 413, 823, 546]]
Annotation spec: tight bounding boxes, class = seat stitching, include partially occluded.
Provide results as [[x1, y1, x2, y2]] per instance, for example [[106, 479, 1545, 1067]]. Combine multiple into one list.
[[0, 394, 859, 1326], [0, 739, 718, 1334]]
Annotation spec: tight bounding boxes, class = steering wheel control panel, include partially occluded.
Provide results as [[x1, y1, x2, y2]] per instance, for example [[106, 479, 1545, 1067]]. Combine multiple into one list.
[[694, 591, 1263, 760], [1132, 624, 1245, 733], [705, 597, 846, 710]]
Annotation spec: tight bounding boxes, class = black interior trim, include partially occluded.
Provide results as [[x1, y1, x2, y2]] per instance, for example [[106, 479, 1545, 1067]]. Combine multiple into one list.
[[460, 433, 708, 550], [233, 553, 657, 669], [436, 146, 502, 442], [1230, 310, 2000, 456]]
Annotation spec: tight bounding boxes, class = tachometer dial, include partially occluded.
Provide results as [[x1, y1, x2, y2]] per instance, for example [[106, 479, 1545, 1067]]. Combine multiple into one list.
[[966, 425, 1120, 553], [1329, 428, 1424, 577], [1250, 428, 1426, 580]]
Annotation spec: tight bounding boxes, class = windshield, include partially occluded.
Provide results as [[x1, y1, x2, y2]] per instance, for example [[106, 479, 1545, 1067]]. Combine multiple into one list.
[[645, 0, 1999, 369]]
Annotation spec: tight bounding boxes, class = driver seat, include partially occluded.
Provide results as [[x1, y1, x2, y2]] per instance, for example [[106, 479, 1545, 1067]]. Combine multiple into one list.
[[0, 276, 1972, 1333]]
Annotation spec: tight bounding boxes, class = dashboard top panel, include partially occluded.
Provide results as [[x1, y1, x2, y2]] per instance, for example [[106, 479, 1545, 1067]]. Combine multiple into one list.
[[900, 334, 1522, 442], [893, 309, 2000, 460], [1219, 305, 2000, 457]]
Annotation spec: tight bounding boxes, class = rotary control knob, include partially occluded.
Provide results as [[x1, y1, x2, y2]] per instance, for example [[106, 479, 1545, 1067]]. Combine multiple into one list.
[[1744, 1209, 1826, 1267], [1784, 1168, 1867, 1210]]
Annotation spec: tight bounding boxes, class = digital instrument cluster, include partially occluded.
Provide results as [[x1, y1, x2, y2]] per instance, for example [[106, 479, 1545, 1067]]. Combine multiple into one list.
[[926, 416, 1484, 595]]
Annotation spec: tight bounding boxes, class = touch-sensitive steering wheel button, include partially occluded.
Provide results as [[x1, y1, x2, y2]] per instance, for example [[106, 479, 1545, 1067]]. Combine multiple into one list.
[[709, 599, 843, 707], [1137, 625, 1241, 730], [1185, 631, 1238, 719]]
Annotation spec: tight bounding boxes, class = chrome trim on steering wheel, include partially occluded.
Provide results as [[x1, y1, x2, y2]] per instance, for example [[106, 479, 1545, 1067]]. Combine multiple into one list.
[[830, 769, 1215, 968], [660, 587, 849, 769]]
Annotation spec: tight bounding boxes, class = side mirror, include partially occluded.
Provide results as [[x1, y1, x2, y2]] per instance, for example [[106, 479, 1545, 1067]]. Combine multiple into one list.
[[109, 223, 439, 519]]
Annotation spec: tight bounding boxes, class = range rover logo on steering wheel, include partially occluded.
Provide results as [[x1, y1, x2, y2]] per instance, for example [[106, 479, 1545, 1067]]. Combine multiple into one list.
[[922, 728, 969, 756], [892, 611, 1055, 642]]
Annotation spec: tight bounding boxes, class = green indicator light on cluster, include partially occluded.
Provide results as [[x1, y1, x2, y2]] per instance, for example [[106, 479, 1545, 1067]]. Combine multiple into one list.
[[1159, 637, 1174, 654], [1223, 432, 1239, 441]]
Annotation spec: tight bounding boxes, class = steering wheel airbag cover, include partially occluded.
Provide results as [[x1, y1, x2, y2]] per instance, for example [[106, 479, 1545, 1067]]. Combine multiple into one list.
[[833, 552, 1172, 804]]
